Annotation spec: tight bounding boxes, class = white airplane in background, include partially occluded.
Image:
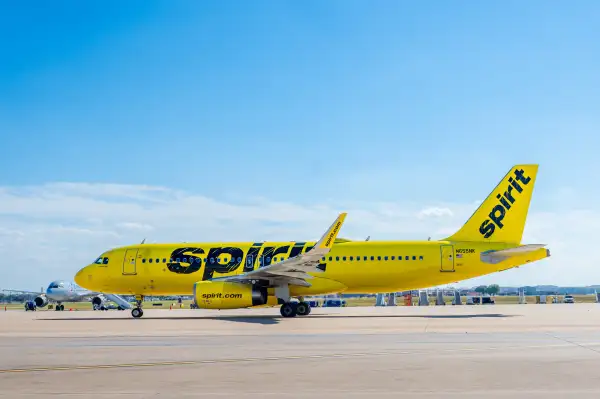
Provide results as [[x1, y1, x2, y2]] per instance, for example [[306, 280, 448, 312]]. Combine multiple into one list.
[[26, 280, 132, 311]]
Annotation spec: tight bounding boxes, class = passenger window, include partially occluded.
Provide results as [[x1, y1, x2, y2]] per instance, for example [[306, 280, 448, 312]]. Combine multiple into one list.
[[217, 258, 221, 262], [322, 257, 325, 261], [370, 256, 374, 261], [391, 256, 395, 260], [419, 256, 423, 260], [350, 256, 353, 261], [398, 256, 402, 260], [412, 256, 416, 260], [237, 257, 242, 262], [210, 258, 215, 264], [149, 258, 153, 263], [356, 257, 360, 261], [329, 257, 332, 261], [156, 259, 159, 263], [176, 258, 180, 262], [384, 256, 388, 261], [267, 257, 271, 263], [405, 256, 409, 260], [364, 256, 367, 261], [163, 258, 166, 263], [197, 258, 201, 263], [336, 257, 339, 261], [183, 258, 187, 263], [142, 259, 146, 263]]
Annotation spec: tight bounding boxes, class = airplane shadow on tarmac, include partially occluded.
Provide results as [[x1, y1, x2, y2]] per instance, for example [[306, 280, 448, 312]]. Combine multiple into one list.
[[38, 313, 516, 326]]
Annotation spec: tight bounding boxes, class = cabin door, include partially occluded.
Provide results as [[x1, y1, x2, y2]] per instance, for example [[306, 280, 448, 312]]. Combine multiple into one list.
[[440, 245, 455, 272], [123, 249, 138, 275]]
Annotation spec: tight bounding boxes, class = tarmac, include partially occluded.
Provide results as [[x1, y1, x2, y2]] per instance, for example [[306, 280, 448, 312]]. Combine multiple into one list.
[[1, 304, 600, 398]]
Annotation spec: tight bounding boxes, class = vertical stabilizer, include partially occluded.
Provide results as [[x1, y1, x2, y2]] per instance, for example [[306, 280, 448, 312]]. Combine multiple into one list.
[[445, 165, 538, 243]]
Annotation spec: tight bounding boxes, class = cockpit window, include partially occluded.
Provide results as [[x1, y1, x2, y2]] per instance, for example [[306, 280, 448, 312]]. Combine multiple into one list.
[[93, 256, 109, 265], [49, 282, 65, 289]]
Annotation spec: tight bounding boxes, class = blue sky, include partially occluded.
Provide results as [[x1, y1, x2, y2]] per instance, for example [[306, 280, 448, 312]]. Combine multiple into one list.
[[1, 1, 599, 290]]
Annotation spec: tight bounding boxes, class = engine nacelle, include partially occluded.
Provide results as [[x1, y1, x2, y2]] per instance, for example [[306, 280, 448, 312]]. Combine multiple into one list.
[[34, 295, 48, 308], [194, 281, 268, 309], [92, 296, 104, 307]]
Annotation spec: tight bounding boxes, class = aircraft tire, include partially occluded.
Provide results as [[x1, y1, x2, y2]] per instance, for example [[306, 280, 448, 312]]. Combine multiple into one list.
[[131, 308, 143, 318], [280, 302, 297, 318], [296, 302, 311, 316]]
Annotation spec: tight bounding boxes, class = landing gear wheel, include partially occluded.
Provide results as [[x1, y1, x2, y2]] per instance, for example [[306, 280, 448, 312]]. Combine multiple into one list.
[[60, 305, 65, 311], [131, 308, 143, 318], [296, 302, 311, 316], [280, 302, 298, 318]]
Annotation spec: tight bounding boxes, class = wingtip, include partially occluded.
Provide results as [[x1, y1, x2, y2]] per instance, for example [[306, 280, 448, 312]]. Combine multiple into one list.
[[316, 212, 348, 249]]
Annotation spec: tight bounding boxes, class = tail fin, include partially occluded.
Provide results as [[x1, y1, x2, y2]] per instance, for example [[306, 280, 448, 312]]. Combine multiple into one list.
[[445, 164, 539, 244]]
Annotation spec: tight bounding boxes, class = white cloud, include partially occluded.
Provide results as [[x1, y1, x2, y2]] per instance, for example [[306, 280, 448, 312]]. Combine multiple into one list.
[[417, 207, 454, 218], [0, 182, 597, 290]]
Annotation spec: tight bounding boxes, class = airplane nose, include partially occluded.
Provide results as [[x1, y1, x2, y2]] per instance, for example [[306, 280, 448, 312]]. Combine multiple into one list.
[[74, 266, 90, 288]]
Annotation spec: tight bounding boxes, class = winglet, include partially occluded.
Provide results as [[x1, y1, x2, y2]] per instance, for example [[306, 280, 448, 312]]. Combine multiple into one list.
[[314, 213, 347, 250]]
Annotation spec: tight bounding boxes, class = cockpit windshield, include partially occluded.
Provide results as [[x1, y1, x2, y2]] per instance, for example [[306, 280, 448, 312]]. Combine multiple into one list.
[[93, 256, 110, 265], [49, 281, 65, 289]]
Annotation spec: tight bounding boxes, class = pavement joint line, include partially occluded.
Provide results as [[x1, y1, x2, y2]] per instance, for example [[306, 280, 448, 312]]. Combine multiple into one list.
[[2, 342, 600, 374]]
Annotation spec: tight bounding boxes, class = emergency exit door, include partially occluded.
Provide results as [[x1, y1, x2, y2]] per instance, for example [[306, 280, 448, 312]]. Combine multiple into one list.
[[123, 249, 138, 275], [440, 245, 455, 272]]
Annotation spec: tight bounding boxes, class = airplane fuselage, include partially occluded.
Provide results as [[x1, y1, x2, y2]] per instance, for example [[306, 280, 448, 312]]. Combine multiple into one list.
[[77, 239, 549, 298]]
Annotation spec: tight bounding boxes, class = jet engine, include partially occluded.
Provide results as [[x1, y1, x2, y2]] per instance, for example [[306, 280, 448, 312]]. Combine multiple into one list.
[[193, 281, 268, 309], [92, 295, 107, 310], [34, 295, 48, 308]]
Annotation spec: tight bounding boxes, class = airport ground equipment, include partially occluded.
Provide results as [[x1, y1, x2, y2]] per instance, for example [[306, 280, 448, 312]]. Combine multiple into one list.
[[436, 290, 445, 305], [452, 290, 462, 305], [418, 290, 429, 306], [375, 293, 386, 306], [387, 292, 397, 306]]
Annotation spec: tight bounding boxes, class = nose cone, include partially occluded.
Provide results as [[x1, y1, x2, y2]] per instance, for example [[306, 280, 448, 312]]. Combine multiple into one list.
[[74, 265, 92, 289]]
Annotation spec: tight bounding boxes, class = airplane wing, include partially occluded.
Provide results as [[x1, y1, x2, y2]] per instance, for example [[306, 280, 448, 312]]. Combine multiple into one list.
[[481, 244, 548, 264], [75, 291, 132, 309], [0, 289, 42, 295], [212, 212, 347, 287], [103, 294, 133, 309]]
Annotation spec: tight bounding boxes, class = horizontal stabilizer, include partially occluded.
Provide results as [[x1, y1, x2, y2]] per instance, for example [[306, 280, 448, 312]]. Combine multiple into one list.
[[481, 244, 548, 264]]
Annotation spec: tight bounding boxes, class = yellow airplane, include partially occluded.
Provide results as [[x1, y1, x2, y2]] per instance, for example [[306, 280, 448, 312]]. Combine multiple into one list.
[[75, 164, 550, 318]]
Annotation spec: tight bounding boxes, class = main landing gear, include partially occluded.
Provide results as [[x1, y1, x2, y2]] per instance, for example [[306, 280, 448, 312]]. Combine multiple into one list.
[[131, 295, 144, 318], [280, 301, 311, 318], [54, 303, 65, 311]]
